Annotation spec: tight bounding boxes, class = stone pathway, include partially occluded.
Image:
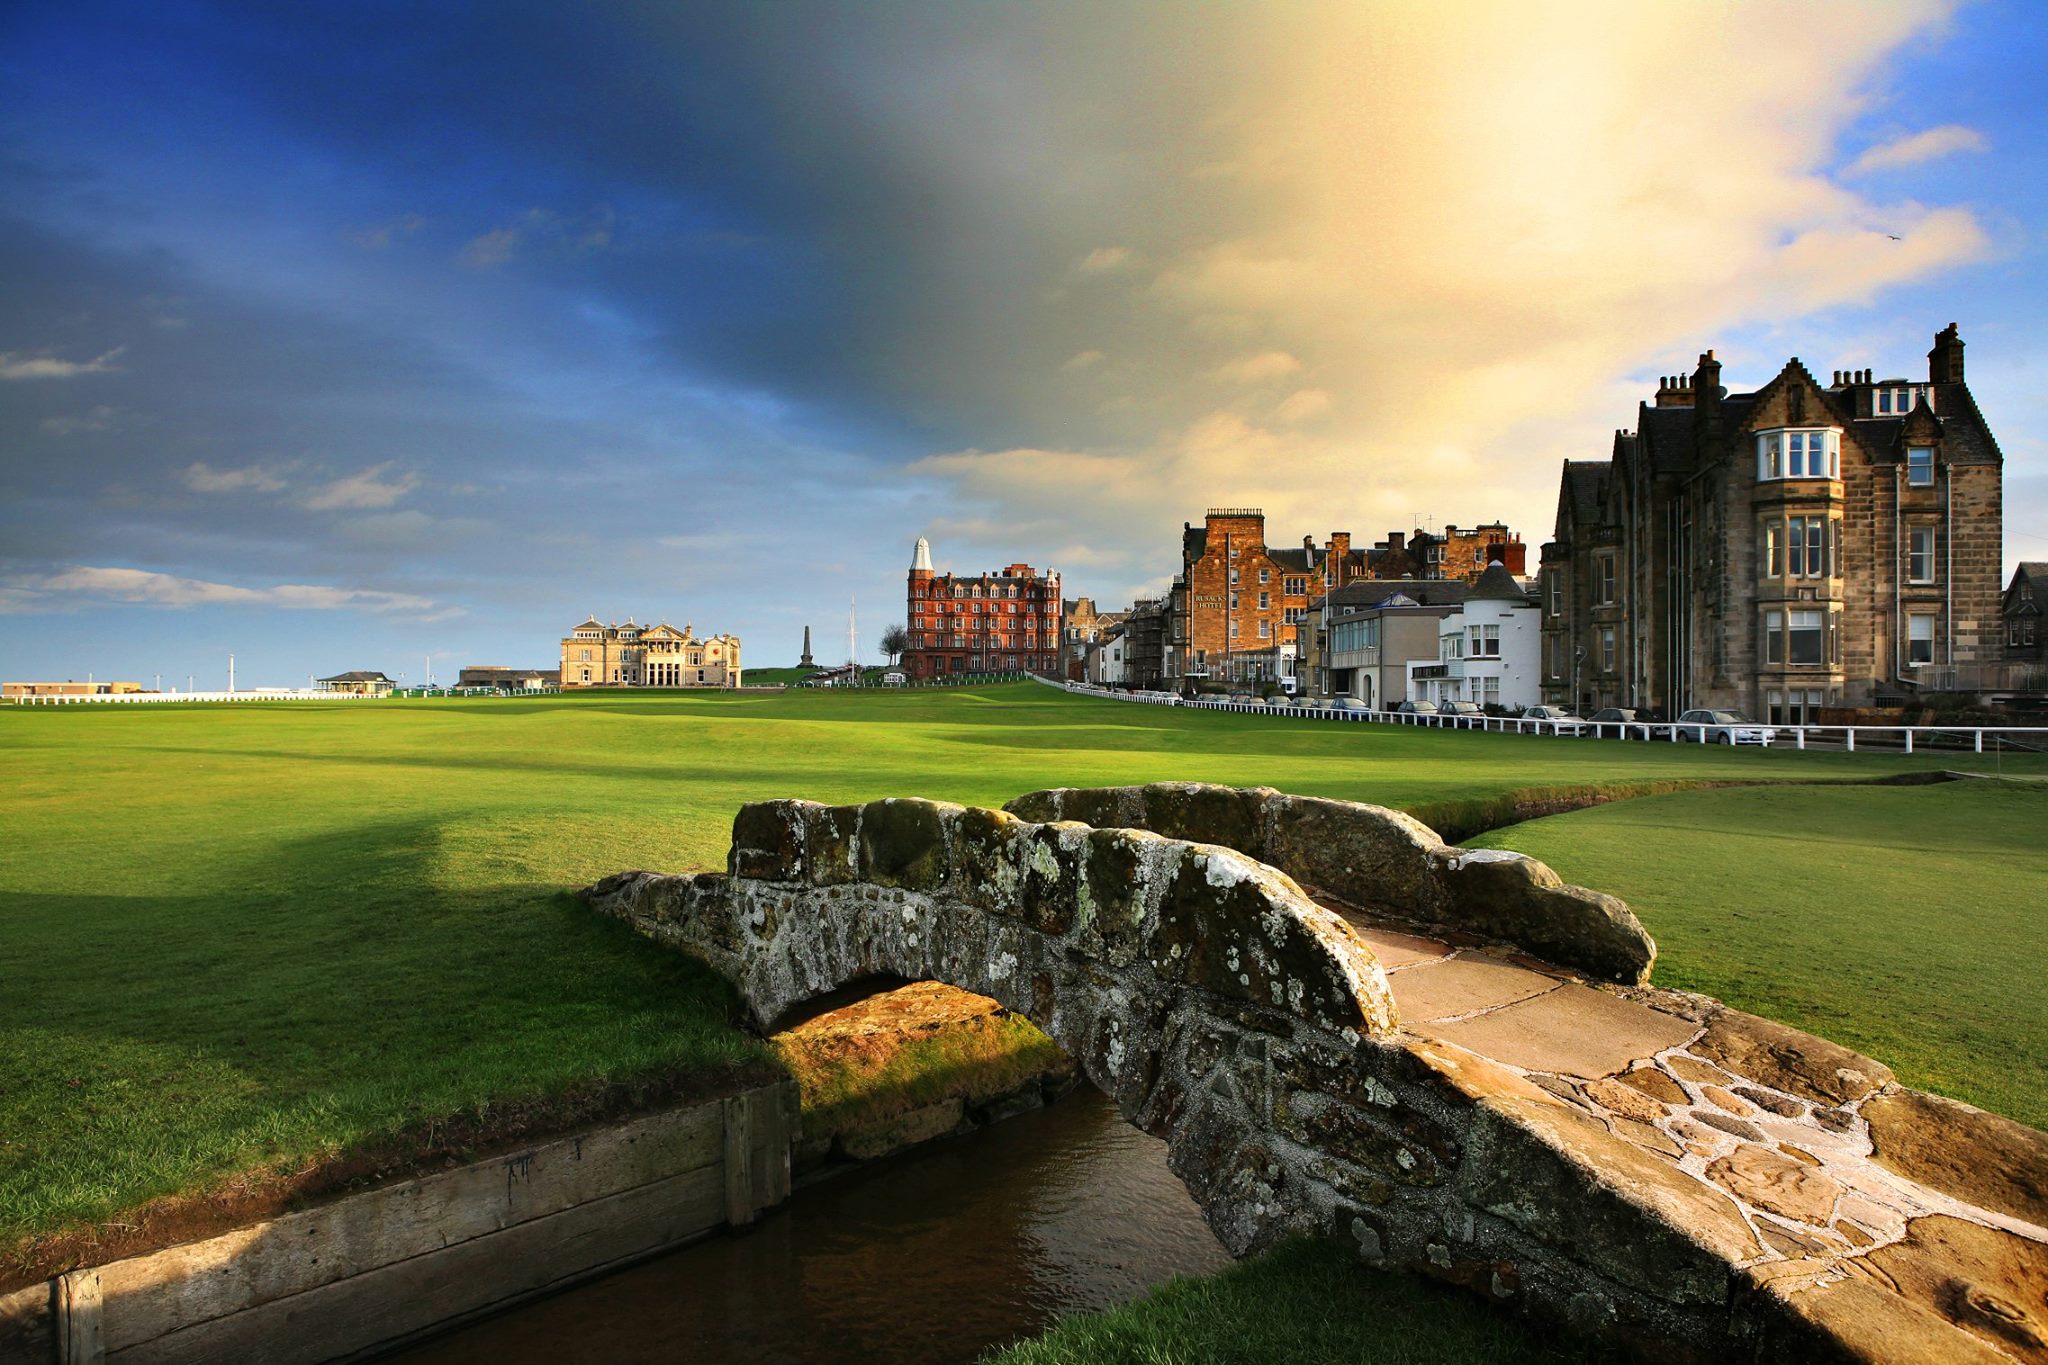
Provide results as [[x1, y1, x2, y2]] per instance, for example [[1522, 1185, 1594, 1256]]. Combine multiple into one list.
[[1340, 912, 2048, 1362]]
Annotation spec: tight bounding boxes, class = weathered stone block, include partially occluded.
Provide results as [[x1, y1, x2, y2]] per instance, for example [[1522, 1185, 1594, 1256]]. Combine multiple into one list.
[[1261, 793, 1446, 917], [1140, 782, 1264, 851], [1079, 826, 1164, 964], [1431, 848, 1656, 985], [1064, 784, 1139, 832], [1148, 847, 1390, 1035], [1016, 822, 1086, 936], [948, 805, 1027, 912], [856, 798, 954, 890], [730, 800, 808, 881], [1691, 1008, 1893, 1106], [801, 803, 861, 886], [1001, 788, 1065, 823], [1863, 1089, 2048, 1230]]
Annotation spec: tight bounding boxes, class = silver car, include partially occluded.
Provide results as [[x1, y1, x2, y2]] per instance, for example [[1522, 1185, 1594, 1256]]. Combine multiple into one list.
[[1520, 705, 1588, 736], [1676, 709, 1778, 746]]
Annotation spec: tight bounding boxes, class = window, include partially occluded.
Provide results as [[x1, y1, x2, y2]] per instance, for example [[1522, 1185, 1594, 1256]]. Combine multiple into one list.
[[1548, 635, 1564, 678], [1757, 429, 1840, 481], [1285, 576, 1306, 595], [1599, 626, 1616, 673], [1259, 568, 1270, 584], [1467, 624, 1501, 658], [1443, 634, 1464, 660], [1229, 620, 1240, 639], [1907, 447, 1934, 487], [1229, 593, 1239, 611], [1596, 554, 1617, 605], [1257, 620, 1270, 639], [1876, 385, 1932, 415], [1765, 522, 1782, 577], [1764, 610, 1784, 665], [1908, 613, 1935, 665], [1258, 592, 1270, 610], [1788, 517, 1828, 577], [1908, 527, 1936, 584], [1229, 567, 1239, 584], [1789, 610, 1824, 666], [1547, 575, 1563, 616], [1480, 676, 1500, 708]]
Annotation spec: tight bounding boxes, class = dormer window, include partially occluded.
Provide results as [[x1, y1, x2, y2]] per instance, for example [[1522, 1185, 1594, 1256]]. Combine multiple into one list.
[[1907, 446, 1934, 487], [1875, 384, 1933, 416], [1757, 428, 1840, 481]]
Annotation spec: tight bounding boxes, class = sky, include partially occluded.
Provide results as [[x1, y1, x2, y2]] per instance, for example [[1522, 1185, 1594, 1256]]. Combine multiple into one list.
[[2, 0, 2045, 685]]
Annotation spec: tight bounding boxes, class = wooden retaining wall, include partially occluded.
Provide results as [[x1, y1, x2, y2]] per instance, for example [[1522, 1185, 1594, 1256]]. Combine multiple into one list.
[[0, 1082, 796, 1365]]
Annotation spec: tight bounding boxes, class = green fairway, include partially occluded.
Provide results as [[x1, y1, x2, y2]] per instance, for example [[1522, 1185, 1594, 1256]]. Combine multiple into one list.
[[1477, 778, 2048, 1129], [1, 683, 2040, 1258]]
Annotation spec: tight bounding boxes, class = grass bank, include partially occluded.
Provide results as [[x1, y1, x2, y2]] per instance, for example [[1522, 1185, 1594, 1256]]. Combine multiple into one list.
[[1, 684, 2038, 1268], [1477, 777, 2048, 1128], [990, 1238, 1618, 1365]]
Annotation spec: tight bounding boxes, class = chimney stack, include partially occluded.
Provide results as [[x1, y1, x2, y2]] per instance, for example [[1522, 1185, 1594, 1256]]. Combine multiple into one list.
[[1929, 323, 1965, 385]]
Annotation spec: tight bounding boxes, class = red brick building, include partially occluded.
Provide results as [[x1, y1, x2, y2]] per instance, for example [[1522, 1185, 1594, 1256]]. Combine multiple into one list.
[[903, 537, 1063, 679]]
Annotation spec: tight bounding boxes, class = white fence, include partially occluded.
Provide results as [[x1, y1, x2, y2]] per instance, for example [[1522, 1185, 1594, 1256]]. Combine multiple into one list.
[[1036, 676, 2048, 755], [8, 689, 385, 706]]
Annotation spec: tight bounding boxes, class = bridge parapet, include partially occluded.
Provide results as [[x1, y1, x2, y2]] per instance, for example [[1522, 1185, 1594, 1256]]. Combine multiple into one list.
[[1005, 783, 1655, 985]]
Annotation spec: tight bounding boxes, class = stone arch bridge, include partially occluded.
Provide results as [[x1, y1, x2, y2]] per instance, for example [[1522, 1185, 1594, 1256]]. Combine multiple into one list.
[[582, 783, 2047, 1363]]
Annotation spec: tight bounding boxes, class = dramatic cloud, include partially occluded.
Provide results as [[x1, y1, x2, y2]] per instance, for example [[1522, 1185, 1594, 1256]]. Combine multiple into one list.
[[0, 346, 124, 380], [181, 462, 290, 494], [896, 0, 1991, 589], [3, 565, 435, 613], [299, 462, 420, 511], [1845, 124, 1988, 176]]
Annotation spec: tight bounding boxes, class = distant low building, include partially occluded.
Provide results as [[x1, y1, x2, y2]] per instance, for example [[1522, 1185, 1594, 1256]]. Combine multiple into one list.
[[456, 666, 561, 690], [1303, 580, 1470, 706], [317, 672, 397, 697], [1408, 564, 1542, 711], [3, 680, 146, 698], [560, 617, 742, 687]]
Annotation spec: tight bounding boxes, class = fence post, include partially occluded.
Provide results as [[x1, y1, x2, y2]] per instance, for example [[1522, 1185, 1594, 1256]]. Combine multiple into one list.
[[1903, 729, 1913, 755], [1845, 728, 1855, 753]]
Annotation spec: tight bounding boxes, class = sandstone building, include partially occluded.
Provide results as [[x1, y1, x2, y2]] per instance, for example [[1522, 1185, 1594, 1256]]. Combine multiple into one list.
[[1164, 509, 1525, 686], [902, 538, 1062, 679], [559, 617, 742, 688], [1539, 326, 2004, 721]]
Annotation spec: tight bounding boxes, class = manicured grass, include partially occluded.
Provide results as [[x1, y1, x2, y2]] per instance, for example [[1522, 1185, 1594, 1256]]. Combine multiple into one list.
[[989, 1238, 1619, 1365], [0, 684, 2039, 1259], [1477, 778, 2048, 1129]]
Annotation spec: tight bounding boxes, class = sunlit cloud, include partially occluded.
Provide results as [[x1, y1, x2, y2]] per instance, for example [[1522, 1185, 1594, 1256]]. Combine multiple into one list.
[[182, 461, 290, 494], [1844, 124, 1987, 176], [2, 565, 437, 613], [0, 346, 124, 380], [300, 462, 419, 511]]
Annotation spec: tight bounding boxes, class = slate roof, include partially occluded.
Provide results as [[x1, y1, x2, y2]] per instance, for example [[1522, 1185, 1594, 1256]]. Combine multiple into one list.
[[1321, 578, 1470, 615], [1467, 562, 1533, 603]]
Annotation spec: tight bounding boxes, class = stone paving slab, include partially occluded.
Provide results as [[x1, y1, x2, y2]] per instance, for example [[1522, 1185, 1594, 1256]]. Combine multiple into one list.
[[1352, 924, 1450, 969], [1383, 954, 1557, 1024], [1427, 978, 1698, 1079]]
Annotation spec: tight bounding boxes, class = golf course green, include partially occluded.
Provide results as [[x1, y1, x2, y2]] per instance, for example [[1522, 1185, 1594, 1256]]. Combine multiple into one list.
[[3, 682, 2042, 1267]]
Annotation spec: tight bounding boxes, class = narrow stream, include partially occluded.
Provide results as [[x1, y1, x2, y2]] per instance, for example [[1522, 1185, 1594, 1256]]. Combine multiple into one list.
[[391, 1088, 1232, 1365]]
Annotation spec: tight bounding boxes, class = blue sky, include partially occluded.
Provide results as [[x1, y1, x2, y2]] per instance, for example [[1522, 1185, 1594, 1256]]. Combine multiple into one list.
[[2, 0, 2043, 685]]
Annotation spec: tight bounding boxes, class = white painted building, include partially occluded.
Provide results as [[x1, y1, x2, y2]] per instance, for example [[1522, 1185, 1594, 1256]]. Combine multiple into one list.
[[1407, 565, 1542, 711], [1088, 625, 1130, 685]]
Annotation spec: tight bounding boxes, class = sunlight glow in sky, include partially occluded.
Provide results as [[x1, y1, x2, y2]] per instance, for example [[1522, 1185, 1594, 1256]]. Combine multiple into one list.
[[2, 0, 2044, 682]]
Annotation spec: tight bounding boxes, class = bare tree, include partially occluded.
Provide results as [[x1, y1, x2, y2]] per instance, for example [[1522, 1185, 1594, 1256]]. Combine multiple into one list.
[[879, 624, 910, 664]]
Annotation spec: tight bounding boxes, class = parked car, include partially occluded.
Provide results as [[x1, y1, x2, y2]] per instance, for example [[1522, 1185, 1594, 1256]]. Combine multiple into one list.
[[1675, 709, 1778, 745], [1436, 700, 1485, 729], [1587, 707, 1672, 740], [1226, 692, 1256, 705], [1519, 704, 1588, 735], [1393, 699, 1440, 725], [1330, 696, 1373, 713]]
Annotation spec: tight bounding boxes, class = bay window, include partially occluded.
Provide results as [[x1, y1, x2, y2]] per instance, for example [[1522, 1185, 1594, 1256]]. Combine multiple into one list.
[[1764, 610, 1784, 665], [1789, 610, 1824, 666], [1467, 624, 1501, 658], [1757, 428, 1841, 481]]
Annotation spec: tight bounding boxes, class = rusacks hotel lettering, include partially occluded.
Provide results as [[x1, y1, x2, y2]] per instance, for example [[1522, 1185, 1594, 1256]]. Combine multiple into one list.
[[559, 617, 743, 688], [1540, 325, 2005, 721], [902, 537, 1063, 679]]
